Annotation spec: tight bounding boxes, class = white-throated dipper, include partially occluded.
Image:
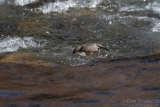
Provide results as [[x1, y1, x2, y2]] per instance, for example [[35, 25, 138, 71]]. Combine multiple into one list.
[[72, 43, 109, 58]]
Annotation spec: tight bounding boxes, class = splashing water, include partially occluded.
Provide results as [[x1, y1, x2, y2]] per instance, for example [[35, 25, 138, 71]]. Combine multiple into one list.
[[14, 0, 36, 6], [39, 0, 103, 13], [0, 36, 46, 53], [0, 0, 36, 6], [0, 0, 160, 66], [145, 1, 160, 13]]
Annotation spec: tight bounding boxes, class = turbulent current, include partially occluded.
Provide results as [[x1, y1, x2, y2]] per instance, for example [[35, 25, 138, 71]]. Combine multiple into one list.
[[0, 0, 160, 66]]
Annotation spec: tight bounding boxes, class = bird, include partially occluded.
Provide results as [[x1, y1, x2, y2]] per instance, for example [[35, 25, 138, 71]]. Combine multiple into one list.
[[72, 43, 109, 58]]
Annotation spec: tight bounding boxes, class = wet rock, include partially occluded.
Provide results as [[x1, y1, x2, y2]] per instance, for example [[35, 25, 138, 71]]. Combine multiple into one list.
[[0, 53, 8, 60], [42, 62, 61, 67], [0, 56, 160, 106], [0, 52, 60, 67]]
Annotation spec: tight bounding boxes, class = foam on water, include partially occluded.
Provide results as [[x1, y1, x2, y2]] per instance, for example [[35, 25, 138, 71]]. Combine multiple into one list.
[[119, 1, 160, 13], [0, 36, 46, 53], [39, 1, 76, 13], [0, 0, 36, 6], [145, 1, 160, 13], [0, 0, 5, 5], [67, 56, 91, 66], [118, 1, 160, 14], [145, 1, 160, 32], [152, 22, 160, 32], [103, 1, 160, 33], [14, 0, 36, 6], [39, 0, 103, 13], [119, 5, 144, 12]]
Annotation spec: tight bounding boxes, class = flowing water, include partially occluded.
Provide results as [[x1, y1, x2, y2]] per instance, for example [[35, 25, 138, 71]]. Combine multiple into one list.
[[1, 0, 160, 66], [1, 1, 160, 106]]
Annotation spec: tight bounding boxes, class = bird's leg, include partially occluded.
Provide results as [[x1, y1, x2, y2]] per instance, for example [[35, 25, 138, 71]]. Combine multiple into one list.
[[98, 50, 101, 58]]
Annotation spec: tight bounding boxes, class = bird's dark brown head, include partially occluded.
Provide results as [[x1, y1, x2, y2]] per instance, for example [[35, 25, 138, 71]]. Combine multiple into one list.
[[72, 49, 76, 54]]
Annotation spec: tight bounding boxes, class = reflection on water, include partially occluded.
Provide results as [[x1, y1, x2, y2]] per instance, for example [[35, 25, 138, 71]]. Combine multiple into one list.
[[71, 99, 101, 104], [0, 90, 25, 98], [93, 91, 115, 95]]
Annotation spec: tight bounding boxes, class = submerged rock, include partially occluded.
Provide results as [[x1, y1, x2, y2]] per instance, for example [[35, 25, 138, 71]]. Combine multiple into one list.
[[0, 52, 60, 67]]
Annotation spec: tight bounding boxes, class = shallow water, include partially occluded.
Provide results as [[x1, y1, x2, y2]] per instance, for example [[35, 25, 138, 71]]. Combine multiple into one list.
[[0, 0, 160, 66]]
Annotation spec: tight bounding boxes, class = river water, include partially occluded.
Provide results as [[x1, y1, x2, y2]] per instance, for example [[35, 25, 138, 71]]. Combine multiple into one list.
[[0, 0, 160, 66]]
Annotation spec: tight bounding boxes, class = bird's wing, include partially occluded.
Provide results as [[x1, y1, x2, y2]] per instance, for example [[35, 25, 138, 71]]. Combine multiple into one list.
[[81, 43, 98, 52]]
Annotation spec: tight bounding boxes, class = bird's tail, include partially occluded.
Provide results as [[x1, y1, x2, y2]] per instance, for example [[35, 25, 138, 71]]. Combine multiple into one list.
[[100, 47, 109, 51], [98, 44, 109, 51]]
